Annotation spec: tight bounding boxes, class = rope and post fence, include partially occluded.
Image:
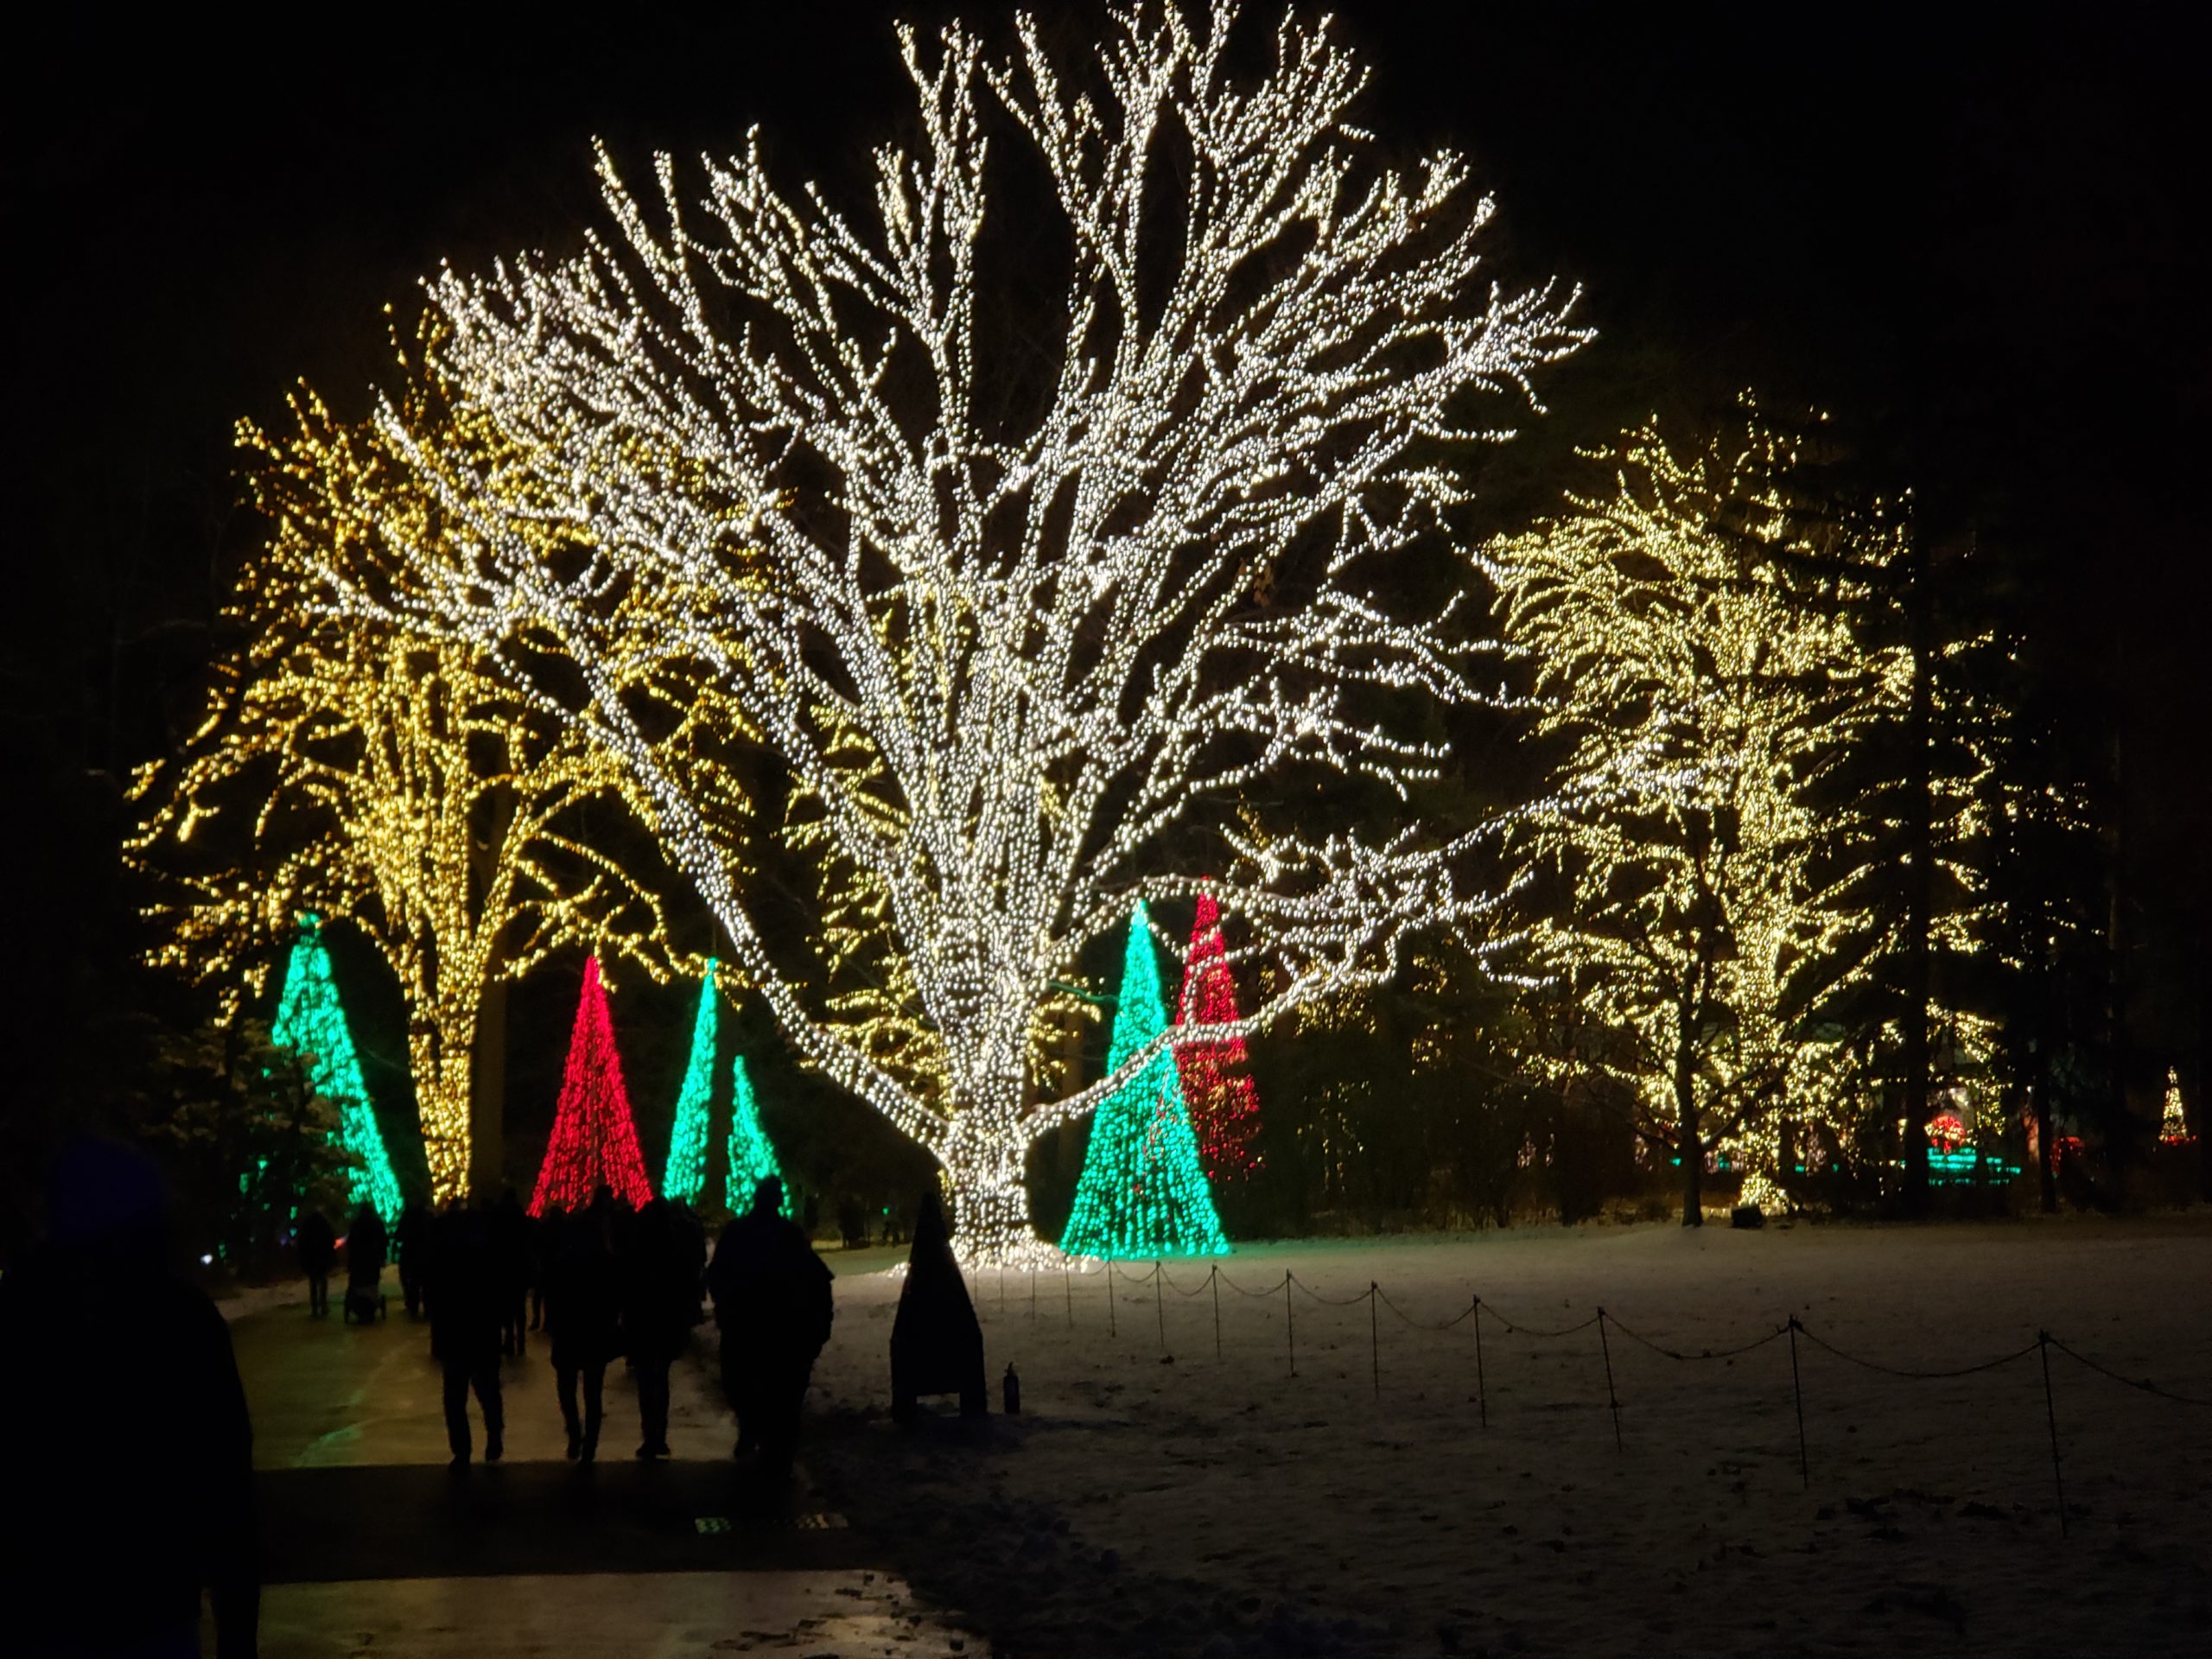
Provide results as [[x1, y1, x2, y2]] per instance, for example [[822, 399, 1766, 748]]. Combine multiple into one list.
[[964, 1255, 2209, 1535]]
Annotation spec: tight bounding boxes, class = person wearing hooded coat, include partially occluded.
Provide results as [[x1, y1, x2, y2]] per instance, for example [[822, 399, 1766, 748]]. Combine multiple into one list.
[[0, 1137, 259, 1657], [295, 1205, 336, 1318], [543, 1190, 624, 1461], [706, 1177, 833, 1471]]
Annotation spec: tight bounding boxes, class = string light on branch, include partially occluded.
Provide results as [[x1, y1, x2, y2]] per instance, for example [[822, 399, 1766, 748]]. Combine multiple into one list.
[[316, 3, 1585, 1260]]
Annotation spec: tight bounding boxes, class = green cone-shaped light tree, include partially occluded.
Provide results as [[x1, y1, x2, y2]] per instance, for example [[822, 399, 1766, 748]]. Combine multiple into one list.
[[663, 961, 719, 1205], [1060, 902, 1228, 1259], [270, 916, 404, 1223], [725, 1054, 791, 1217]]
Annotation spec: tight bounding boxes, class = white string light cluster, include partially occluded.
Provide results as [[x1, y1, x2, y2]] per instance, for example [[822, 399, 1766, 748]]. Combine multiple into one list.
[[316, 3, 1586, 1262], [131, 340, 712, 1203]]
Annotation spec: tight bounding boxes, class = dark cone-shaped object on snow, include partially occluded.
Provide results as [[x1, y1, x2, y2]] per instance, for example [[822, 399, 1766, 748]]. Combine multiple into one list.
[[890, 1188, 987, 1421]]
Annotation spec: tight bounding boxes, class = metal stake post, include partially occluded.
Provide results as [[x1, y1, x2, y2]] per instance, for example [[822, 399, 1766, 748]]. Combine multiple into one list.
[[1106, 1257, 1116, 1338], [1285, 1270, 1296, 1377], [1471, 1295, 1487, 1427], [1211, 1265, 1222, 1360], [1154, 1261, 1166, 1353], [2038, 1331, 2069, 1536], [1787, 1317, 1808, 1489], [1369, 1283, 1381, 1398], [1597, 1308, 1624, 1452]]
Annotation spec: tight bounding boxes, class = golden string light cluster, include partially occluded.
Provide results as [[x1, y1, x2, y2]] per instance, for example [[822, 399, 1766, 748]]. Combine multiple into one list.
[[306, 4, 1587, 1260], [1485, 403, 1919, 1212], [131, 330, 717, 1203]]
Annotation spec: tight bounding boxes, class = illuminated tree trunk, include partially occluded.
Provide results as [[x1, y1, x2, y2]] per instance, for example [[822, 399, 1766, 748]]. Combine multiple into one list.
[[1674, 1028, 1704, 1228], [406, 1007, 477, 1206], [1902, 537, 1933, 1217], [938, 1076, 1037, 1262]]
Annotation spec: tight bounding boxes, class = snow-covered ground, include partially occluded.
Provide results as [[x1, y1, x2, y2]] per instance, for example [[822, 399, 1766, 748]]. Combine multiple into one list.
[[801, 1217, 2212, 1657]]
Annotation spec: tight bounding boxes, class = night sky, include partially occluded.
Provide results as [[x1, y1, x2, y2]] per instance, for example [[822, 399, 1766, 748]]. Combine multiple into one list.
[[4, 3, 2204, 1128]]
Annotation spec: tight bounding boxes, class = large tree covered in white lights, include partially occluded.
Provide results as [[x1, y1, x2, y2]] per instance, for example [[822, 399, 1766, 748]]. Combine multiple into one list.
[[335, 4, 1586, 1258]]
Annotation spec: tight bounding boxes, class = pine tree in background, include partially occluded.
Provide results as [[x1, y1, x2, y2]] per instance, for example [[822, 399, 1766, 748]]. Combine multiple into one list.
[[1060, 902, 1229, 1259], [663, 961, 719, 1205], [270, 916, 405, 1224], [530, 957, 653, 1214], [725, 1054, 791, 1216], [1175, 892, 1264, 1187]]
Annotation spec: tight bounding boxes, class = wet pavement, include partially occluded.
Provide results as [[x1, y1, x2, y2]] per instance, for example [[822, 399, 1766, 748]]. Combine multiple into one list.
[[219, 1273, 982, 1656]]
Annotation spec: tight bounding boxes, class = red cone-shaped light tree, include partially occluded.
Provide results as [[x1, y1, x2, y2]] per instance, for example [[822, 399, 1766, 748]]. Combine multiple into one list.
[[1174, 892, 1264, 1185], [530, 956, 654, 1215]]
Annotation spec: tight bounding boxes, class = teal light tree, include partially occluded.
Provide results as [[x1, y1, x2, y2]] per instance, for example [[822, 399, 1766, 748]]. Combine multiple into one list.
[[1060, 902, 1229, 1259], [270, 916, 404, 1223], [726, 1054, 791, 1216], [662, 961, 719, 1205]]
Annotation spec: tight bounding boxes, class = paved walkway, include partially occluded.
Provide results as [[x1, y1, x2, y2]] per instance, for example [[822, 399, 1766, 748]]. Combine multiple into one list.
[[220, 1272, 981, 1657]]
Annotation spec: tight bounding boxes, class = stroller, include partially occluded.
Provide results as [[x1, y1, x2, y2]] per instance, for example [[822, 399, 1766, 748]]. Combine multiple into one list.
[[343, 1278, 387, 1324], [342, 1204, 391, 1324]]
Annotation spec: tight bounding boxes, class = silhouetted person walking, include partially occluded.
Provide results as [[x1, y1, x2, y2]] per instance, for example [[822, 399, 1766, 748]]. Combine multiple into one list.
[[395, 1202, 432, 1319], [429, 1202, 504, 1465], [708, 1178, 833, 1475], [624, 1198, 692, 1459], [0, 1136, 258, 1657], [543, 1192, 622, 1461], [296, 1206, 335, 1319]]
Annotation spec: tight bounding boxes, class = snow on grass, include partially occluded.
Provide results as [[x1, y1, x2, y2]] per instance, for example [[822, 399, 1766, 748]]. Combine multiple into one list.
[[804, 1217, 2212, 1656]]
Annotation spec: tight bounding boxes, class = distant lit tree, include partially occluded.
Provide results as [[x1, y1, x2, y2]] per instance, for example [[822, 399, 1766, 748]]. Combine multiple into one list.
[[1488, 405, 1903, 1223], [130, 347, 715, 1203]]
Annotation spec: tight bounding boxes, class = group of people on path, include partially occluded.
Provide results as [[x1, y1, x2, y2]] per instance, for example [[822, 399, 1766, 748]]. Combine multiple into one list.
[[299, 1177, 833, 1471]]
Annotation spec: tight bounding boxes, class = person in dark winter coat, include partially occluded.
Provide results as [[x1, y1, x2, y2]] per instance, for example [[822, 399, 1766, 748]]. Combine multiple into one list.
[[296, 1206, 336, 1318], [0, 1137, 258, 1658], [395, 1202, 433, 1319], [346, 1204, 387, 1290], [622, 1198, 695, 1459], [707, 1178, 834, 1471], [542, 1192, 623, 1461], [428, 1201, 504, 1465]]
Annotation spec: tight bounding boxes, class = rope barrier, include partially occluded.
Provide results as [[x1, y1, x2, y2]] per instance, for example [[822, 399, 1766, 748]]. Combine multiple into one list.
[[2048, 1337, 2212, 1408], [1155, 1263, 1217, 1298], [1793, 1325, 2040, 1379], [1217, 1268, 1289, 1298], [1478, 1305, 1604, 1339], [1033, 1255, 2204, 1529], [1602, 1313, 1789, 1362], [1375, 1287, 1478, 1331], [1287, 1272, 1373, 1307]]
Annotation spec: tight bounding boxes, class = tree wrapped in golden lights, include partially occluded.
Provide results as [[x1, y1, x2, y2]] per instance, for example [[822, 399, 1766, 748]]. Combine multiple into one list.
[[1486, 406, 1904, 1223], [326, 5, 1586, 1260], [130, 344, 715, 1204]]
